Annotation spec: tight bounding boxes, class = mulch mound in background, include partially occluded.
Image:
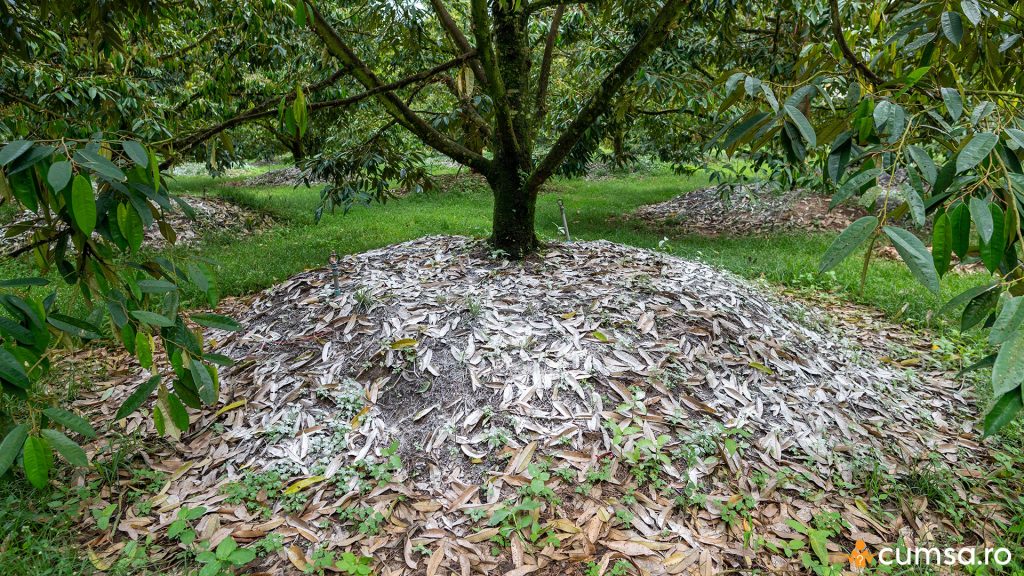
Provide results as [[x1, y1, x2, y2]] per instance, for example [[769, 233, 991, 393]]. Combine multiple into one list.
[[73, 236, 996, 575], [0, 196, 271, 255], [630, 184, 868, 236]]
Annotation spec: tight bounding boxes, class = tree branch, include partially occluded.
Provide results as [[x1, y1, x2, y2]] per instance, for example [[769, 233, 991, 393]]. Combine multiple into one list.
[[161, 54, 473, 169], [528, 0, 686, 191], [306, 0, 490, 173], [469, 0, 518, 156], [429, 0, 488, 89], [533, 5, 565, 127], [828, 0, 884, 86]]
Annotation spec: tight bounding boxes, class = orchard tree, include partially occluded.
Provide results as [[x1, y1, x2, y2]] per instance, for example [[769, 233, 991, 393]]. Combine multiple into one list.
[[294, 0, 687, 256]]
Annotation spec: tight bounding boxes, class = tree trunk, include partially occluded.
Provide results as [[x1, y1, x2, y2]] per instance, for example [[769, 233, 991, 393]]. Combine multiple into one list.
[[483, 3, 537, 258], [612, 125, 625, 166], [488, 166, 537, 258]]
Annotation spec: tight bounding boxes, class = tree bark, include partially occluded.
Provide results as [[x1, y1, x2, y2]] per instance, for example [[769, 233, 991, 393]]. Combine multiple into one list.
[[488, 167, 538, 258]]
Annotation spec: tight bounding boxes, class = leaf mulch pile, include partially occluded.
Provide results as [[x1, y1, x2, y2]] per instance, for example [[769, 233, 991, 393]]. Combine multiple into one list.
[[0, 196, 271, 255], [147, 195, 273, 247], [629, 184, 868, 236], [227, 167, 320, 188], [77, 236, 997, 575]]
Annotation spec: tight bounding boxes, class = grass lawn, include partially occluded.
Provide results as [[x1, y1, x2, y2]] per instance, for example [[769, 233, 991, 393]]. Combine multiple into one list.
[[165, 167, 987, 330]]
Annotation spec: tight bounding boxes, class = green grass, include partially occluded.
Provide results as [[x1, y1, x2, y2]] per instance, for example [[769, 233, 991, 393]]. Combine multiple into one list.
[[162, 169, 986, 329], [0, 481, 96, 575]]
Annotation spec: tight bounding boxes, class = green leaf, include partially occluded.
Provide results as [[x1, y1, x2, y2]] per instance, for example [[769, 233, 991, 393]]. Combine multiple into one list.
[[819, 216, 878, 273], [994, 329, 1024, 397], [0, 348, 31, 389], [47, 313, 101, 339], [941, 87, 963, 121], [0, 424, 29, 477], [940, 11, 963, 45], [761, 84, 779, 112], [22, 435, 53, 489], [882, 226, 940, 293], [122, 141, 149, 168], [122, 205, 144, 252], [47, 161, 72, 191], [783, 104, 816, 147], [40, 429, 88, 467], [956, 133, 998, 173], [42, 407, 97, 438], [901, 186, 926, 228], [983, 388, 1023, 436], [74, 149, 126, 182], [808, 530, 829, 564], [969, 197, 994, 242], [933, 212, 953, 276], [115, 374, 161, 420], [0, 140, 33, 167], [137, 280, 178, 294], [190, 313, 241, 332], [166, 392, 190, 431], [906, 146, 937, 185], [991, 297, 1024, 345], [831, 169, 881, 208], [191, 358, 218, 405], [950, 202, 970, 258], [962, 289, 999, 331], [980, 203, 1005, 272], [136, 331, 154, 369], [957, 353, 996, 378], [228, 548, 256, 566], [130, 310, 175, 327], [0, 277, 49, 288], [294, 0, 307, 26], [1006, 128, 1024, 150], [216, 536, 238, 561], [961, 0, 981, 25], [294, 85, 308, 137], [940, 282, 997, 317], [70, 175, 97, 236]]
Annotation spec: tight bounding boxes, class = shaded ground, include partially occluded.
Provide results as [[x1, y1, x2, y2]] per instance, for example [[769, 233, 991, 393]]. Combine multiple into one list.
[[74, 236, 993, 575]]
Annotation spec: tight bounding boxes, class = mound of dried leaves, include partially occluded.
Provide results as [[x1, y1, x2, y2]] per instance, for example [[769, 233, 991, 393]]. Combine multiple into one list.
[[80, 236, 992, 575], [1, 196, 270, 255], [630, 184, 867, 236]]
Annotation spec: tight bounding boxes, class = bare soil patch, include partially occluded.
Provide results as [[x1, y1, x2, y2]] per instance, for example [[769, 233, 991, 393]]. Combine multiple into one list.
[[77, 236, 991, 575]]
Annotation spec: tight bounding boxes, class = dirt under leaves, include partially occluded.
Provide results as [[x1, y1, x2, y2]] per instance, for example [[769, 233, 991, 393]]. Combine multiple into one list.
[[77, 236, 996, 575]]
